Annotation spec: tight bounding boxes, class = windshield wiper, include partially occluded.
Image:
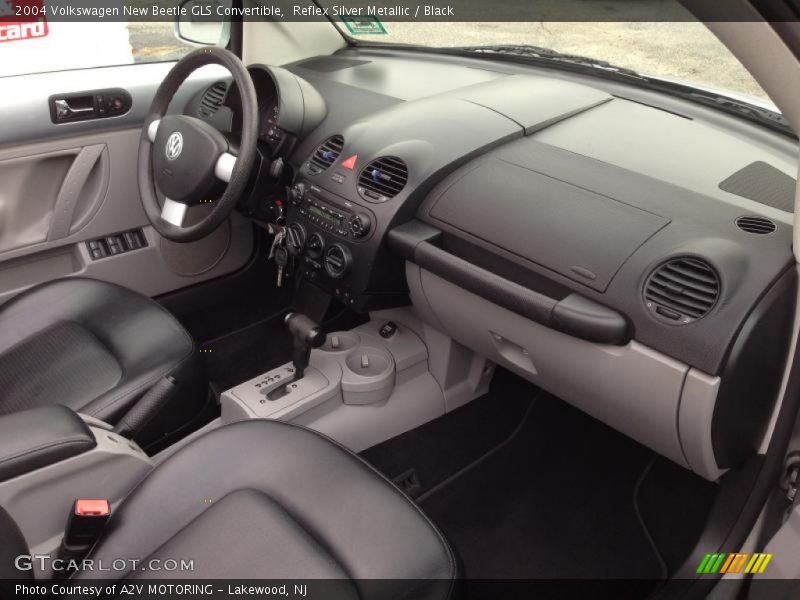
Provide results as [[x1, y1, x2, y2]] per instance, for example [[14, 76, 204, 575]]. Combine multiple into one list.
[[457, 44, 648, 80]]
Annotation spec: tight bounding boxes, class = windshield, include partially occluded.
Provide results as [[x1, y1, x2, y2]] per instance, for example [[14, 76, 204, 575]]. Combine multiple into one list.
[[332, 21, 770, 104]]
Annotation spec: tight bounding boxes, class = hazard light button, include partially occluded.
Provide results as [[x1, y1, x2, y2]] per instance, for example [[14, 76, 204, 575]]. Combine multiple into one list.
[[341, 155, 357, 170]]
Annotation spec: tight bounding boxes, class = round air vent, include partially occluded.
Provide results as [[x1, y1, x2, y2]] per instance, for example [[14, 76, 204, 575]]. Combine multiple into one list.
[[736, 215, 776, 235], [323, 244, 351, 279], [199, 81, 228, 117], [644, 257, 720, 325], [357, 156, 408, 203], [308, 135, 344, 175]]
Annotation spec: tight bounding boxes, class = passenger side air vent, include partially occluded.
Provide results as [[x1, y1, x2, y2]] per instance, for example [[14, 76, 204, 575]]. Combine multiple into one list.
[[308, 135, 344, 174], [644, 257, 720, 324], [735, 215, 776, 235], [199, 82, 228, 117], [358, 157, 408, 203]]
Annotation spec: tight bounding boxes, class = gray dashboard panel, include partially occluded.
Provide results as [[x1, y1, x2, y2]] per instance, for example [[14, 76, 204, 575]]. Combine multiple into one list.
[[420, 133, 794, 375], [533, 98, 797, 223], [428, 157, 669, 292], [452, 74, 612, 134], [292, 53, 505, 101]]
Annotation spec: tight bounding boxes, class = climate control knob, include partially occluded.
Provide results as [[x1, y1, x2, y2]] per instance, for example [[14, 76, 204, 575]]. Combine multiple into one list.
[[323, 244, 352, 279], [349, 212, 372, 239], [306, 233, 325, 259]]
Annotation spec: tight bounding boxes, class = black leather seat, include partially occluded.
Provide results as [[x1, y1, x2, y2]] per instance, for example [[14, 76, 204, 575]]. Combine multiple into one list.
[[2, 420, 457, 597], [0, 278, 204, 446]]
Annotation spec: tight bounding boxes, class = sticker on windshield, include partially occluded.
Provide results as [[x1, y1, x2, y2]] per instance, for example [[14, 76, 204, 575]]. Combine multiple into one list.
[[0, 1, 49, 43], [341, 16, 387, 35]]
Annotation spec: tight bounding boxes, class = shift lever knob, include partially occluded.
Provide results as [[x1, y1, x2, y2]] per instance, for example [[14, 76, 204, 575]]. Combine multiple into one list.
[[284, 312, 326, 379]]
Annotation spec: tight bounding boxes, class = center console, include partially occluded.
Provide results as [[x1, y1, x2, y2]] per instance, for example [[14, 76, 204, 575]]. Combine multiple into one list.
[[286, 179, 379, 309], [220, 315, 444, 452], [0, 406, 152, 576]]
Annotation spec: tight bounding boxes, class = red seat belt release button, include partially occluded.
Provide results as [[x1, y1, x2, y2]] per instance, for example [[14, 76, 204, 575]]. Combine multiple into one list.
[[75, 499, 110, 517], [63, 499, 111, 549]]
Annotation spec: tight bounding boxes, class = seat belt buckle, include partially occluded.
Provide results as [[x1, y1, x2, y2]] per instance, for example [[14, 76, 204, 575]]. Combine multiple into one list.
[[61, 499, 111, 553], [54, 499, 110, 578]]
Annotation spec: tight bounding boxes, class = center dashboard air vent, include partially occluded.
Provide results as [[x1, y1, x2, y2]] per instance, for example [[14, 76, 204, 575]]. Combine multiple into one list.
[[323, 244, 351, 279], [644, 257, 720, 325], [736, 215, 776, 235], [200, 82, 228, 117], [358, 157, 408, 203], [308, 135, 344, 174]]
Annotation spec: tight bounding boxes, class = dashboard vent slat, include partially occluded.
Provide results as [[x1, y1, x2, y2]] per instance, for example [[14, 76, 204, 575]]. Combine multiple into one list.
[[200, 81, 228, 117], [644, 257, 720, 324], [308, 135, 344, 174], [358, 156, 408, 202], [736, 215, 776, 235], [650, 271, 718, 297]]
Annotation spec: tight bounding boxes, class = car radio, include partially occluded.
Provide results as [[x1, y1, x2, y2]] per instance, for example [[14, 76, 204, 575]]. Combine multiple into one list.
[[300, 198, 351, 238], [289, 182, 373, 241]]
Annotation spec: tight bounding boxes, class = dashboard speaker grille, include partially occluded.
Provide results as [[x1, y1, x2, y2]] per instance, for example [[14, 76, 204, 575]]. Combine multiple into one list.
[[308, 135, 344, 174], [200, 82, 228, 117], [358, 157, 408, 202], [736, 215, 777, 235], [644, 257, 720, 323]]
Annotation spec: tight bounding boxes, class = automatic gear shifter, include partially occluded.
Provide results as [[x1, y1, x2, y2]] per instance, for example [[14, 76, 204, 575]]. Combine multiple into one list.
[[284, 312, 326, 380], [264, 313, 326, 402]]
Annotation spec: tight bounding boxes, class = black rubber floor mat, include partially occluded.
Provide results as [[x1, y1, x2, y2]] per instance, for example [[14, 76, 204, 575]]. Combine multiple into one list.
[[361, 368, 535, 499], [637, 457, 717, 576], [419, 393, 669, 581]]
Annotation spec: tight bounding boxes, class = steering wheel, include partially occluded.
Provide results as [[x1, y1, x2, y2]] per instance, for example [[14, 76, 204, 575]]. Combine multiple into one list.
[[138, 47, 258, 243]]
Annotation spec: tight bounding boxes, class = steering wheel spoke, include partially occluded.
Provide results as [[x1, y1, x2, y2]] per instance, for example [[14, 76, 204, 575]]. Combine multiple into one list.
[[215, 152, 237, 183], [147, 119, 160, 143], [161, 198, 188, 227]]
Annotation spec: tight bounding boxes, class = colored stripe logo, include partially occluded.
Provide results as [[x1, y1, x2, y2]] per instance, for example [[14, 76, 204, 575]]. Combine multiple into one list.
[[696, 553, 773, 574]]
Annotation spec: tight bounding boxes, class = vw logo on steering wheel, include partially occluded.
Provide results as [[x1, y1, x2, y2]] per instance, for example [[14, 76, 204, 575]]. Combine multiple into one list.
[[165, 132, 183, 160]]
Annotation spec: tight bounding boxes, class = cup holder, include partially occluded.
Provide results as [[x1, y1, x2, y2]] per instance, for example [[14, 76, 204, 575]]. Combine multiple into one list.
[[345, 349, 392, 378], [320, 331, 360, 353], [341, 346, 395, 405]]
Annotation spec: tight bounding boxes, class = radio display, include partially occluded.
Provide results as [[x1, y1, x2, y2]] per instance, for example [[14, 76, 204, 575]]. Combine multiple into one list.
[[309, 205, 345, 228]]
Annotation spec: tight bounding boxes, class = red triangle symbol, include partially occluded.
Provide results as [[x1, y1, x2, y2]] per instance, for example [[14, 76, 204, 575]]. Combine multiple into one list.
[[341, 154, 357, 170]]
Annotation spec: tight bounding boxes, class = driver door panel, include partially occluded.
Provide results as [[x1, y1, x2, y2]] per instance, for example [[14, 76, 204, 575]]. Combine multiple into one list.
[[0, 64, 251, 304]]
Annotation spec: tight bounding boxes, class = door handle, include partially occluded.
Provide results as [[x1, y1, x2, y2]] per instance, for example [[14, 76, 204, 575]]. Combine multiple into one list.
[[54, 99, 95, 120], [49, 89, 131, 124]]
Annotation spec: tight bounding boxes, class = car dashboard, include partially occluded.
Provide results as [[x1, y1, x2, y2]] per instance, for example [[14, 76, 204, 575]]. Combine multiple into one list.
[[203, 48, 797, 482]]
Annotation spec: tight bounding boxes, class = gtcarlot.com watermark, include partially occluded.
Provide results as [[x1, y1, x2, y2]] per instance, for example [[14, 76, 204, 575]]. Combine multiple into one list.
[[15, 554, 194, 573]]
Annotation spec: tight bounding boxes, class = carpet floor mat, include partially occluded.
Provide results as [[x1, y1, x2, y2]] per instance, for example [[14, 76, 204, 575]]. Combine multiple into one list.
[[362, 369, 716, 584]]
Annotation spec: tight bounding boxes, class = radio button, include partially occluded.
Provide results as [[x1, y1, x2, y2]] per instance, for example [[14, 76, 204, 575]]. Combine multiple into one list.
[[349, 213, 372, 239]]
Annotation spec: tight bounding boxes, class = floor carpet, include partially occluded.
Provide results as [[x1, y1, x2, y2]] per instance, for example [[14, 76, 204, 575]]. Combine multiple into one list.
[[362, 369, 717, 586]]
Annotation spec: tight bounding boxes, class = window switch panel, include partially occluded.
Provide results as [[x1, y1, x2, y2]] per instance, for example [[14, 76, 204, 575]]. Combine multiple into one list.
[[86, 229, 147, 261]]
